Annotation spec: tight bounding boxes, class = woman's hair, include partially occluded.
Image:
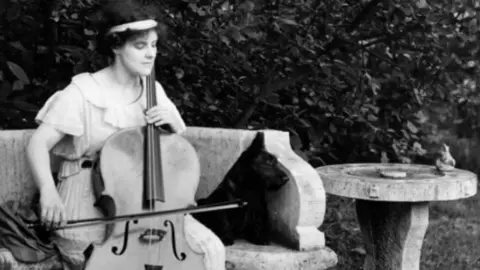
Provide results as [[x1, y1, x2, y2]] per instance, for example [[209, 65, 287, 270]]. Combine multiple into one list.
[[90, 0, 166, 58]]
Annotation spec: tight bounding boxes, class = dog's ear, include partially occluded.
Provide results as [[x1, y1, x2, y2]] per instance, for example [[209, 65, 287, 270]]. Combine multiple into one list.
[[239, 132, 266, 160], [249, 132, 265, 150]]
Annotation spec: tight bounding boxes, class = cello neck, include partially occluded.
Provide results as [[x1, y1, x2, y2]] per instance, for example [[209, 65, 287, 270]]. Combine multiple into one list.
[[144, 67, 165, 209]]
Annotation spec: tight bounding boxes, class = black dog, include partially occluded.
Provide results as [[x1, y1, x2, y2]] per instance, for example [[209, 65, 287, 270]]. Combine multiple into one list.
[[193, 132, 289, 246]]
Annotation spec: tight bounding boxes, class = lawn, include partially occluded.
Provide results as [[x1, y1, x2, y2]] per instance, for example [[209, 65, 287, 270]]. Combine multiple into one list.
[[321, 192, 480, 270], [320, 132, 480, 270]]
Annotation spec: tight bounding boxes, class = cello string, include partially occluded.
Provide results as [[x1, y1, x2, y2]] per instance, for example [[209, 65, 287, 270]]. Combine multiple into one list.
[[144, 67, 164, 262], [153, 68, 165, 262], [149, 74, 156, 252], [151, 75, 157, 254], [146, 74, 154, 259], [151, 69, 163, 262], [147, 71, 160, 260]]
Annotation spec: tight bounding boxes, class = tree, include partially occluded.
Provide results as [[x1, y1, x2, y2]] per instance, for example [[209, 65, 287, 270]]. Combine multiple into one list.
[[0, 0, 477, 164]]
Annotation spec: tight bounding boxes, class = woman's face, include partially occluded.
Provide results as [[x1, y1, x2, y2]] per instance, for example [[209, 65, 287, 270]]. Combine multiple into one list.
[[113, 29, 158, 77]]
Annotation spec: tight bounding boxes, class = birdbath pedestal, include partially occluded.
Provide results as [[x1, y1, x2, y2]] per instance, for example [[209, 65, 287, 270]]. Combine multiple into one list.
[[316, 163, 477, 270]]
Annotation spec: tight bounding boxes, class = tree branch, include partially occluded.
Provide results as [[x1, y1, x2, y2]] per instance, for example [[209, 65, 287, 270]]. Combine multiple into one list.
[[346, 0, 385, 33], [232, 67, 277, 129], [232, 67, 311, 129], [324, 0, 385, 52], [43, 0, 60, 78], [358, 23, 425, 48]]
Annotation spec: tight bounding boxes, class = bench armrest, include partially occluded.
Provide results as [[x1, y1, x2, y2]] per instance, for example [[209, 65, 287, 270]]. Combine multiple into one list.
[[262, 129, 326, 251]]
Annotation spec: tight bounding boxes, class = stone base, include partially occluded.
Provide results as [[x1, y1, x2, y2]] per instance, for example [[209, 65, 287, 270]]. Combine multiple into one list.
[[226, 240, 338, 270]]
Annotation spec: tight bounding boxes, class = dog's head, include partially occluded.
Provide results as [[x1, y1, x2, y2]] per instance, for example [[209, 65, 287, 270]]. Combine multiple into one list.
[[229, 132, 289, 193]]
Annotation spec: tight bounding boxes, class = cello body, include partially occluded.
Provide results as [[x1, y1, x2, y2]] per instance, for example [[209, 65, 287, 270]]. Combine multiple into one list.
[[84, 127, 206, 269]]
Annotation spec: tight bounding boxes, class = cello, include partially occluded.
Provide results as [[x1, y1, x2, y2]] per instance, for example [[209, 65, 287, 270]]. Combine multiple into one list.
[[82, 66, 211, 269]]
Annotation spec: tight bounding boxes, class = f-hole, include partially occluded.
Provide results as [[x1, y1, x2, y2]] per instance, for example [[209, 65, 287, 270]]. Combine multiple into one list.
[[111, 220, 138, 256]]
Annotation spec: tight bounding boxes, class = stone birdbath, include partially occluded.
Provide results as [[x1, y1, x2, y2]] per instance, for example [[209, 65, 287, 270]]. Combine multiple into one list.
[[316, 163, 477, 270]]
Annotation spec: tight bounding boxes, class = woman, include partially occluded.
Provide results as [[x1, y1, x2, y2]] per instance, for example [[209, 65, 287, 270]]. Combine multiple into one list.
[[0, 0, 225, 269]]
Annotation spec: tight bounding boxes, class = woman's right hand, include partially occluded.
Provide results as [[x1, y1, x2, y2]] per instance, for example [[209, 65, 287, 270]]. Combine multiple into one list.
[[39, 185, 66, 230]]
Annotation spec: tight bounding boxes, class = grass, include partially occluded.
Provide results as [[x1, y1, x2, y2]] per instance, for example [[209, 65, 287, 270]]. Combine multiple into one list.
[[319, 131, 480, 270]]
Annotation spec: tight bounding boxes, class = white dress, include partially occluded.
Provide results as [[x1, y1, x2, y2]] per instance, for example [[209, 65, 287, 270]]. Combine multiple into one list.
[[35, 72, 225, 269]]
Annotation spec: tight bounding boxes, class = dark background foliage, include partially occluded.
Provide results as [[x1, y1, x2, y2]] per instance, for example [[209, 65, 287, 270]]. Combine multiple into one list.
[[1, 0, 479, 268]]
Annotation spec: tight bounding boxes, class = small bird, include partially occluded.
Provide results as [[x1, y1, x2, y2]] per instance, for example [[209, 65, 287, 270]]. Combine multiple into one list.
[[380, 151, 389, 163], [435, 143, 456, 172]]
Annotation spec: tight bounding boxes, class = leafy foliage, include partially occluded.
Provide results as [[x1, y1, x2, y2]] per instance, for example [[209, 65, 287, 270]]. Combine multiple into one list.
[[1, 0, 477, 166]]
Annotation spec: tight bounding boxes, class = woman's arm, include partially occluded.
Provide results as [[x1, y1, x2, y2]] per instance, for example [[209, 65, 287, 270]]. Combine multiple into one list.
[[152, 82, 187, 134], [165, 102, 187, 133], [27, 124, 68, 229], [26, 123, 65, 193]]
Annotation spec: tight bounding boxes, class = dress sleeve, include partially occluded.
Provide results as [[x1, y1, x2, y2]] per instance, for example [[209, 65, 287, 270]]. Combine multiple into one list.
[[155, 81, 187, 133], [35, 84, 85, 136]]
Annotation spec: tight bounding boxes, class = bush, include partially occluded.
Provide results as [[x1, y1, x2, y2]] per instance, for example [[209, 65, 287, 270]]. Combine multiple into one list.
[[0, 0, 477, 164]]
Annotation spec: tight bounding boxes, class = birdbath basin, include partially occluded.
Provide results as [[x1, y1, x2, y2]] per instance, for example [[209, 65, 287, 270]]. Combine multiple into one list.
[[316, 163, 477, 270]]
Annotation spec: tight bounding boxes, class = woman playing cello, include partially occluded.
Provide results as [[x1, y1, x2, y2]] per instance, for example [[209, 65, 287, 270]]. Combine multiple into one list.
[[0, 0, 226, 269]]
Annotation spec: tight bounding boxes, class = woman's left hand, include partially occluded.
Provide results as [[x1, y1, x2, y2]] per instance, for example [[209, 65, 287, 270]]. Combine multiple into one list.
[[145, 106, 175, 127]]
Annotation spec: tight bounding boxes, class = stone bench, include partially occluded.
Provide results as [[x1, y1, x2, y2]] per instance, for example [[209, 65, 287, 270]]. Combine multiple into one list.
[[0, 127, 338, 270]]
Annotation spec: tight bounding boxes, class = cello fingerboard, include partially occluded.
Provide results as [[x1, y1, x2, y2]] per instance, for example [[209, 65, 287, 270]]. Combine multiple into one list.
[[145, 265, 163, 270]]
